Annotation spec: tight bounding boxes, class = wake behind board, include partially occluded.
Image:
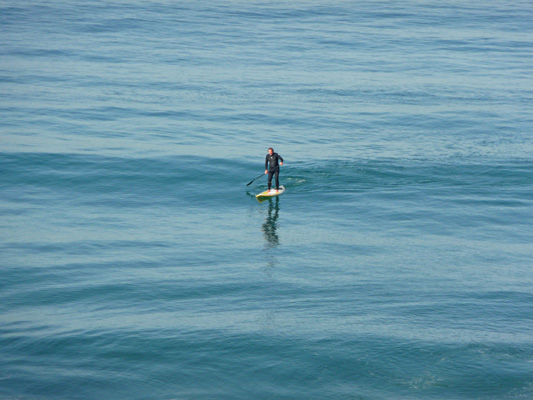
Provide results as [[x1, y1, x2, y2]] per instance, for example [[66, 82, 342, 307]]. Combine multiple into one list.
[[256, 186, 285, 202]]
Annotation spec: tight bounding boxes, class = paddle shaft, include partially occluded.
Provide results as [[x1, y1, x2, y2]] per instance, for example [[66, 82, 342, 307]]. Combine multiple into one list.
[[246, 172, 266, 186]]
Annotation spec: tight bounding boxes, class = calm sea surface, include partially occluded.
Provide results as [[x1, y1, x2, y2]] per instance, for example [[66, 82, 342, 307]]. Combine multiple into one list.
[[1, 1, 532, 399]]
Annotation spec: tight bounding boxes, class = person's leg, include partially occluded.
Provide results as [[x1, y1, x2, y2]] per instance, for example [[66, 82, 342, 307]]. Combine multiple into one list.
[[268, 171, 274, 191], [275, 170, 280, 190]]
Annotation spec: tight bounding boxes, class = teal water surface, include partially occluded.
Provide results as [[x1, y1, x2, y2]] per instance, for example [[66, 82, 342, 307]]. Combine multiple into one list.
[[1, 1, 532, 399]]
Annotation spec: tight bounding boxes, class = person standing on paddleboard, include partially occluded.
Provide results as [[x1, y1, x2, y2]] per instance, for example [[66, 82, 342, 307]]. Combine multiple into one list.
[[265, 148, 283, 192]]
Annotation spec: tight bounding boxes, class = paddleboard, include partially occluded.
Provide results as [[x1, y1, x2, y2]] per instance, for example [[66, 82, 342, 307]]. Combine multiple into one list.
[[256, 186, 285, 202]]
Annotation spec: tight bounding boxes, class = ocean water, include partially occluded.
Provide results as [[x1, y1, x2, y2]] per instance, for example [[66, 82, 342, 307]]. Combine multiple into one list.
[[1, 1, 532, 399]]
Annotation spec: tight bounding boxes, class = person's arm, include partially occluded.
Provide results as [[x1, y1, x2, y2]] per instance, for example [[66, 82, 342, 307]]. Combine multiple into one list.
[[265, 155, 269, 174], [279, 155, 284, 166]]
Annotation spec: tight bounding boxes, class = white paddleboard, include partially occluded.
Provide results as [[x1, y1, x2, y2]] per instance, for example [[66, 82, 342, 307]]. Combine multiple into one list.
[[256, 186, 285, 202]]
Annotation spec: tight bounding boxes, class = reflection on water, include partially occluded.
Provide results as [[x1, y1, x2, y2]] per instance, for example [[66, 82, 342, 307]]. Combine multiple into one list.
[[261, 197, 280, 248], [261, 197, 280, 280]]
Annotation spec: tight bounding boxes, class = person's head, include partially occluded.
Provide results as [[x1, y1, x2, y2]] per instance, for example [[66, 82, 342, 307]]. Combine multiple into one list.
[[268, 147, 274, 155]]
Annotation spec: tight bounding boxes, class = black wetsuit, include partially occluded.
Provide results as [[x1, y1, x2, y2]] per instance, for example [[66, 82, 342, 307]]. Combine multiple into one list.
[[265, 153, 284, 190]]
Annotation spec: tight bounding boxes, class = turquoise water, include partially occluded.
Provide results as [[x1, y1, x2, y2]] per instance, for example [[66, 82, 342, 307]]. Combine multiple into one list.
[[1, 1, 532, 399]]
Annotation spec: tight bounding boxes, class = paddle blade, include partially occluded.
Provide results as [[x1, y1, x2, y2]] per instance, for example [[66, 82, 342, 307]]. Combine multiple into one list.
[[246, 173, 264, 186]]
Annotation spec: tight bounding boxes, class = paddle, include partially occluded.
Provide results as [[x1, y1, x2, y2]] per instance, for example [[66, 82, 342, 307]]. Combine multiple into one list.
[[246, 172, 266, 186]]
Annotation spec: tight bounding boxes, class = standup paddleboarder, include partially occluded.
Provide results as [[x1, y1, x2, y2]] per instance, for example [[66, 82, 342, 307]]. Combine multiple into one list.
[[265, 147, 284, 192]]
